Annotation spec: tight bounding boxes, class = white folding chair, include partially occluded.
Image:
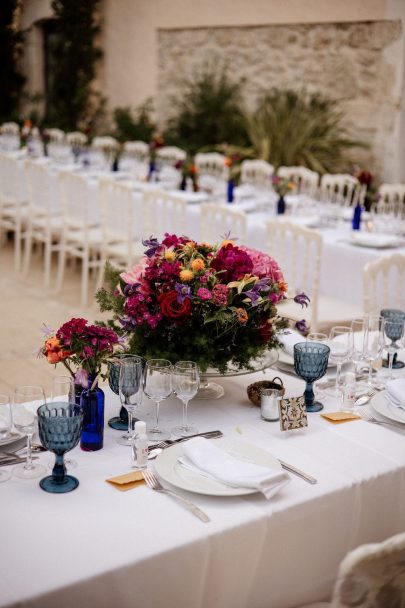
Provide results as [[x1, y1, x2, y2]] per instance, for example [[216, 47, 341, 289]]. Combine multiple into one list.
[[200, 202, 247, 244], [22, 160, 63, 287], [240, 159, 274, 189], [299, 532, 405, 608], [375, 183, 405, 219], [56, 172, 103, 307], [277, 166, 319, 197], [98, 179, 144, 275], [266, 220, 362, 332], [320, 174, 365, 207], [0, 154, 27, 271], [142, 189, 188, 241], [363, 253, 405, 314]]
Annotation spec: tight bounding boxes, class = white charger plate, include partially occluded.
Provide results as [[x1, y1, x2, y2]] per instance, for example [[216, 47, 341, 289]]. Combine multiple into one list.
[[154, 437, 282, 496], [350, 233, 402, 249], [370, 392, 405, 425], [0, 431, 24, 447]]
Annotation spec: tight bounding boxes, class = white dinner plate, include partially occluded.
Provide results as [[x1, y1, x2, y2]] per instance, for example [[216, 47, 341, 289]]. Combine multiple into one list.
[[154, 437, 282, 497], [370, 391, 405, 425], [0, 431, 24, 447], [350, 233, 402, 249]]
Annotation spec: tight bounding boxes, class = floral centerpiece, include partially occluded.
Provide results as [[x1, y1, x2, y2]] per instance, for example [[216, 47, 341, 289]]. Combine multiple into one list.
[[96, 234, 307, 374], [272, 175, 295, 197], [176, 156, 199, 192]]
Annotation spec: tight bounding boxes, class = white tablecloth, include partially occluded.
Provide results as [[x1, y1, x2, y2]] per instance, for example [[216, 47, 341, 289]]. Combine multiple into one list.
[[1, 364, 405, 608]]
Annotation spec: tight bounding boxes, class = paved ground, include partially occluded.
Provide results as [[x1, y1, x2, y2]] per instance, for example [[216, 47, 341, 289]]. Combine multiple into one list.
[[0, 238, 108, 396]]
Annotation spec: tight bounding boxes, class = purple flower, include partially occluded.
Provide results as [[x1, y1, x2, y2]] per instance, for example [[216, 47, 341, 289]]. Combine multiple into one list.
[[175, 282, 191, 304], [142, 236, 160, 257], [294, 293, 310, 308], [295, 319, 310, 334]]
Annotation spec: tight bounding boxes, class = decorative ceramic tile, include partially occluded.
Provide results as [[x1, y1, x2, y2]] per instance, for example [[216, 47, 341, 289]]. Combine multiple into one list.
[[279, 396, 308, 431]]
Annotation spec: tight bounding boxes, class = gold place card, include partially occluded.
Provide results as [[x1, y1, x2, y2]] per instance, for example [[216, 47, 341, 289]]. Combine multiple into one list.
[[321, 412, 361, 424], [106, 470, 145, 491], [279, 396, 308, 431]]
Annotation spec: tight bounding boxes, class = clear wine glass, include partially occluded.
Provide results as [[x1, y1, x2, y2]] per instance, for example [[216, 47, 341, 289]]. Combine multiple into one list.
[[382, 318, 405, 382], [12, 385, 47, 480], [0, 394, 12, 483], [364, 315, 385, 387], [50, 375, 78, 469], [171, 361, 200, 437], [117, 356, 144, 446], [328, 326, 353, 397], [143, 359, 172, 441]]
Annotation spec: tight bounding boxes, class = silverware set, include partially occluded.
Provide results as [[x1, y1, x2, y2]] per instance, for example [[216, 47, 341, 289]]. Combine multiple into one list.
[[148, 430, 223, 451]]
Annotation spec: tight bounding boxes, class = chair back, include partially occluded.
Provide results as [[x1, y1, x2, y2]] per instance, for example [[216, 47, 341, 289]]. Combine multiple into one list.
[[320, 174, 364, 207], [66, 131, 88, 146], [59, 171, 97, 230], [123, 141, 149, 160], [142, 189, 187, 241], [0, 154, 24, 205], [278, 166, 319, 197], [375, 184, 405, 219], [195, 152, 229, 180], [330, 532, 405, 607], [156, 146, 186, 167], [363, 253, 405, 314], [240, 159, 274, 188], [200, 202, 247, 244], [266, 220, 322, 327], [25, 160, 57, 216]]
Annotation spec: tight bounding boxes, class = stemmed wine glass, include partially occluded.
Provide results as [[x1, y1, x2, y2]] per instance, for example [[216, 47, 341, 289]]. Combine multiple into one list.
[[306, 333, 328, 399], [294, 342, 330, 412], [50, 375, 78, 469], [143, 359, 172, 441], [37, 401, 83, 493], [328, 326, 353, 397], [117, 356, 144, 446], [0, 394, 12, 483], [11, 385, 47, 480], [382, 318, 405, 382], [171, 361, 200, 437], [364, 315, 385, 387], [381, 309, 405, 370]]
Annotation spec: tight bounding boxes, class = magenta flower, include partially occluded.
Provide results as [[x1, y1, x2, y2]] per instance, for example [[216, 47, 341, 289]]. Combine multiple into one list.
[[197, 287, 212, 300], [212, 284, 229, 306], [240, 246, 285, 283], [211, 243, 253, 283]]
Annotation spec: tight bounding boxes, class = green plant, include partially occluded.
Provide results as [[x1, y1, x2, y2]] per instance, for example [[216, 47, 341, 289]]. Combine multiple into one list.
[[246, 88, 367, 173], [113, 99, 156, 143], [0, 0, 25, 123], [44, 0, 102, 131], [164, 64, 249, 154]]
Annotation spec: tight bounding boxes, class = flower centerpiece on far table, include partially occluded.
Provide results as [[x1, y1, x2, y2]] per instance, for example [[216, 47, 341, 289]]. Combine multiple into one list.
[[272, 175, 295, 215]]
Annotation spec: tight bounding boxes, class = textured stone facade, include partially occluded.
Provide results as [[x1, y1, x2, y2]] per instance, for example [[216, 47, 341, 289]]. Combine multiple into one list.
[[158, 21, 403, 181]]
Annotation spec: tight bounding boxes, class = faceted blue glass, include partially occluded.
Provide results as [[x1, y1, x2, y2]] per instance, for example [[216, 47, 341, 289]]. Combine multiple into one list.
[[107, 359, 129, 430], [294, 342, 330, 412], [38, 402, 83, 493], [80, 375, 104, 451], [381, 308, 405, 369]]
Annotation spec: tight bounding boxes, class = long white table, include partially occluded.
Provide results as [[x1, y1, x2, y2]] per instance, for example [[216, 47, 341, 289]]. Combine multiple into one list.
[[1, 363, 405, 608]]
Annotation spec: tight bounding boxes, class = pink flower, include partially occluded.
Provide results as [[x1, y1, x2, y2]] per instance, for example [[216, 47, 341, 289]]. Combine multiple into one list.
[[212, 284, 229, 306], [240, 246, 285, 283], [120, 256, 149, 285], [197, 287, 212, 300]]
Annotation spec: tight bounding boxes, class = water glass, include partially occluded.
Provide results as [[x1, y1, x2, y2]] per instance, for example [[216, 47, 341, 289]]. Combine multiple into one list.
[[382, 318, 405, 382], [294, 342, 330, 412], [171, 361, 200, 437], [328, 326, 352, 396], [380, 309, 405, 370], [50, 376, 78, 469], [364, 315, 385, 387], [12, 385, 47, 480], [117, 356, 144, 446], [307, 333, 328, 399], [0, 394, 12, 483], [143, 359, 172, 441]]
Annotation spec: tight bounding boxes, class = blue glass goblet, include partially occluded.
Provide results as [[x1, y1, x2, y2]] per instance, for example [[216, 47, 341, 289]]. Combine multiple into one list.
[[294, 342, 330, 412], [380, 309, 405, 369], [107, 357, 129, 430], [37, 403, 83, 493]]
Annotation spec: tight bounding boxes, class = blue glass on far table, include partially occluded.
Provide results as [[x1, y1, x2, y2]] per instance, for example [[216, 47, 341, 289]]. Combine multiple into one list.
[[294, 342, 330, 412], [37, 403, 83, 493]]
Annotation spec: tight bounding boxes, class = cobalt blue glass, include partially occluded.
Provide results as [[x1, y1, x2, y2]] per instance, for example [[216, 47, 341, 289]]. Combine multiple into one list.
[[352, 202, 362, 230], [80, 374, 104, 451], [37, 403, 83, 493], [294, 342, 330, 412], [227, 179, 234, 203], [107, 358, 129, 431], [277, 195, 286, 215], [381, 308, 405, 369]]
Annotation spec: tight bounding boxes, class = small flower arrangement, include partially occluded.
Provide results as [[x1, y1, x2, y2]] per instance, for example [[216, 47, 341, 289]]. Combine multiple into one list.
[[40, 318, 120, 387], [176, 156, 199, 191], [96, 234, 307, 374], [272, 175, 295, 197]]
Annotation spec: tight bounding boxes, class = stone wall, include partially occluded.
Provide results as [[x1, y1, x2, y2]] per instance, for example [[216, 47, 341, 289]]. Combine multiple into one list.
[[157, 20, 403, 181]]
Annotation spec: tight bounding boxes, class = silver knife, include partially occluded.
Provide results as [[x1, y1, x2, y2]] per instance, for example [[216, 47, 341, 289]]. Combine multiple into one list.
[[278, 459, 318, 484], [148, 430, 223, 451]]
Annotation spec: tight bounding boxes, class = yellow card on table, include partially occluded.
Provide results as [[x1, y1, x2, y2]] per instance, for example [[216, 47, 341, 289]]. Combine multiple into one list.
[[321, 412, 361, 424], [106, 470, 145, 491]]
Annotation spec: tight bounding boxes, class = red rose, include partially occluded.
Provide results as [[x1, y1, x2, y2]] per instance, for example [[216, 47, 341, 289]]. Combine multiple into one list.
[[158, 290, 191, 320]]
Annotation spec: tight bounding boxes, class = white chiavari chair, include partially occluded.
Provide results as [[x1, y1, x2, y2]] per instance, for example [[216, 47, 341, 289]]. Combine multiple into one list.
[[374, 183, 405, 219], [0, 154, 27, 271], [195, 152, 229, 196], [56, 172, 103, 306], [240, 159, 274, 189], [22, 160, 63, 287], [120, 141, 149, 177], [156, 146, 186, 167], [266, 220, 362, 332], [363, 253, 405, 314], [277, 166, 319, 197], [200, 203, 247, 244], [89, 136, 119, 171], [66, 132, 88, 147], [142, 189, 188, 242], [320, 174, 365, 207], [0, 122, 20, 152]]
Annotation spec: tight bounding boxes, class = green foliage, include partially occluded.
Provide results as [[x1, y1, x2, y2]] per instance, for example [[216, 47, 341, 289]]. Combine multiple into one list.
[[246, 88, 367, 173], [113, 99, 156, 143], [0, 0, 25, 122], [45, 0, 102, 131], [164, 64, 250, 154]]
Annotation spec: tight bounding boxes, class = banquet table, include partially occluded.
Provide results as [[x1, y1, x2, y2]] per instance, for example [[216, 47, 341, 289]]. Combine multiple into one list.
[[1, 362, 405, 608]]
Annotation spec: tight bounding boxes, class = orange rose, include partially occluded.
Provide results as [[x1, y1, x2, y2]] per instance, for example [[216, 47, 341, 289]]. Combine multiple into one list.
[[44, 337, 72, 364], [235, 308, 248, 324]]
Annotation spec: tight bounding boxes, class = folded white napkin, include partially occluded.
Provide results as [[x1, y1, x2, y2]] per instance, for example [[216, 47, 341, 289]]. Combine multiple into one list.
[[385, 378, 405, 410], [178, 437, 290, 499], [278, 331, 306, 356]]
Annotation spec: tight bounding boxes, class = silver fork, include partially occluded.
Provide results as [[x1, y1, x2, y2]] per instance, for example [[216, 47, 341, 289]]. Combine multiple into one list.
[[360, 410, 404, 429], [148, 430, 223, 451], [143, 470, 210, 523]]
